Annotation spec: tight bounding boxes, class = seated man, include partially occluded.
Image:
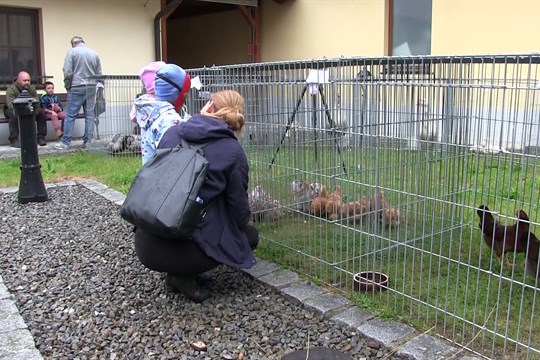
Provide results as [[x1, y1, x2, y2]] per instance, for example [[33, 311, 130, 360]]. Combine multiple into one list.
[[5, 71, 47, 148]]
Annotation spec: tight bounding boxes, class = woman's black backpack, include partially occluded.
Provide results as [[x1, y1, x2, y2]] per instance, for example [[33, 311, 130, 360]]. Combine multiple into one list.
[[120, 140, 209, 239]]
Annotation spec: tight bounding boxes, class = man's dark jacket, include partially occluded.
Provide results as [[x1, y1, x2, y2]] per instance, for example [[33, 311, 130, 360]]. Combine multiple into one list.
[[6, 83, 40, 112]]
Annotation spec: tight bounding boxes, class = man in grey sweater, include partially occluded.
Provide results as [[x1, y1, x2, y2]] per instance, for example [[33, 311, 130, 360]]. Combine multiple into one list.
[[55, 36, 102, 150]]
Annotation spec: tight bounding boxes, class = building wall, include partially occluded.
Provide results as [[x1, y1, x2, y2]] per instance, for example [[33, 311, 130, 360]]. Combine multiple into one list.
[[260, 0, 387, 61], [3, 0, 538, 89], [167, 9, 251, 68], [260, 0, 539, 61], [432, 0, 540, 55], [0, 0, 160, 92]]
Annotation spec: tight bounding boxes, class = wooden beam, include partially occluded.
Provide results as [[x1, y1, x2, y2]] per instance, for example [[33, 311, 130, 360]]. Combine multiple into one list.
[[254, 4, 261, 62], [238, 4, 260, 63], [199, 0, 257, 6], [161, 0, 168, 61], [238, 5, 254, 28], [158, 0, 184, 61], [386, 0, 393, 56]]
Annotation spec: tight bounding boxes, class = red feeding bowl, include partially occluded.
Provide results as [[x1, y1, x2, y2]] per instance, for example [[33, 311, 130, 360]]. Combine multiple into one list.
[[353, 271, 389, 292]]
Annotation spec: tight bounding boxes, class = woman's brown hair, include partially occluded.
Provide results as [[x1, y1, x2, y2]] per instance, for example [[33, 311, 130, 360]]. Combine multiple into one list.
[[205, 90, 245, 135]]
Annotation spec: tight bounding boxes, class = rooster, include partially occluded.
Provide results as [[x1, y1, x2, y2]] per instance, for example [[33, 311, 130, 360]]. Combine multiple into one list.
[[525, 231, 540, 279], [476, 205, 530, 267]]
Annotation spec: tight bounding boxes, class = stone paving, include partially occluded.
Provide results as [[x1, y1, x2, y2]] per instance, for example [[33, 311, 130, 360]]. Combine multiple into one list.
[[0, 138, 106, 160], [0, 145, 484, 359]]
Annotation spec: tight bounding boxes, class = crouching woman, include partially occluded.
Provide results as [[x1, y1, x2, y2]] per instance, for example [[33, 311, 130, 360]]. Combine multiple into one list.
[[134, 90, 259, 303]]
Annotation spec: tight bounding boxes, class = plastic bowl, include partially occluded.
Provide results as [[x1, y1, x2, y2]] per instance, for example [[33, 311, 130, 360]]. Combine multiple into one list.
[[353, 271, 389, 292]]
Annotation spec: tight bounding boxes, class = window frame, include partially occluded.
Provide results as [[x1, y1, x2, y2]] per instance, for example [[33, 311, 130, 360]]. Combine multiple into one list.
[[387, 0, 432, 57], [0, 6, 43, 90]]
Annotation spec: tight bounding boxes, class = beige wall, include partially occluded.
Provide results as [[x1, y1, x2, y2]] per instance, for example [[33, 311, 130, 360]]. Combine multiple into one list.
[[432, 0, 540, 55], [167, 9, 251, 68], [0, 0, 160, 92], [260, 0, 387, 61], [3, 0, 538, 92], [260, 0, 540, 61]]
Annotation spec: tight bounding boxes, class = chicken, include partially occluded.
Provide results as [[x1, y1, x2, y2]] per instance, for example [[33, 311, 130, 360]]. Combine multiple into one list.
[[525, 231, 540, 279], [476, 205, 530, 267], [341, 197, 371, 223], [309, 187, 328, 217], [380, 207, 401, 227], [248, 185, 285, 222], [291, 180, 325, 213], [309, 185, 343, 220]]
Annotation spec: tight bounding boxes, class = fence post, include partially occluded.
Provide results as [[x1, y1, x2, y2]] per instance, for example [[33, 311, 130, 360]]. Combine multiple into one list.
[[13, 90, 48, 204]]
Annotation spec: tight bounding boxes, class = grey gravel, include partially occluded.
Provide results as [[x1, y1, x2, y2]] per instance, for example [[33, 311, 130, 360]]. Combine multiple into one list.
[[0, 185, 397, 359]]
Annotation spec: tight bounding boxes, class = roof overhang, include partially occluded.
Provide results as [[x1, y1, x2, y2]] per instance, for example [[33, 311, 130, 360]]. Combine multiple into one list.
[[196, 0, 257, 6]]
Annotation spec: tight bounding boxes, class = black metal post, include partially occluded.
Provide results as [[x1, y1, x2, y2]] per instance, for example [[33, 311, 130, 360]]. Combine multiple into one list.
[[13, 90, 48, 204]]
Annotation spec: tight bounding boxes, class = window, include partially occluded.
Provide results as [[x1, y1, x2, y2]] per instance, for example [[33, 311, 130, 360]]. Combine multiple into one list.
[[0, 6, 41, 87], [390, 0, 432, 56]]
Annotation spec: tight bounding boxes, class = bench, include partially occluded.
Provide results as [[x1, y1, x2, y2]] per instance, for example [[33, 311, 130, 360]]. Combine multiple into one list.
[[0, 93, 89, 145], [0, 93, 86, 122]]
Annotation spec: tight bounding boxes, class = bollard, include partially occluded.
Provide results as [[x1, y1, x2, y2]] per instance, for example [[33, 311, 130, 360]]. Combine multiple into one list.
[[13, 90, 48, 204]]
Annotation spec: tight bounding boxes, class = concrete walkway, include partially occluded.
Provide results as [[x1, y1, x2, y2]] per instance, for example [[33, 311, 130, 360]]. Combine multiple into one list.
[[0, 138, 100, 160], [0, 146, 484, 359]]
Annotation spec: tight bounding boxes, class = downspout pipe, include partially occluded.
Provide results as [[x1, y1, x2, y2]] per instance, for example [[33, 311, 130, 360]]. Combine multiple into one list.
[[154, 0, 184, 61]]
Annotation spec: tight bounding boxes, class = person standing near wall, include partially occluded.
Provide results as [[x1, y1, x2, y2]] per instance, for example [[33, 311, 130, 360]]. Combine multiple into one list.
[[55, 36, 102, 150]]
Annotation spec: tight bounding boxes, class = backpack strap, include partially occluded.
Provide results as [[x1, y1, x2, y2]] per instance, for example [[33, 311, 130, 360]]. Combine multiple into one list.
[[180, 138, 208, 154]]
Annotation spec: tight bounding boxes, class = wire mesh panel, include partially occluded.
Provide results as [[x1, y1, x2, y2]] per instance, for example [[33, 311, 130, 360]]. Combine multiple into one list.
[[83, 75, 142, 156], [184, 55, 540, 360], [95, 55, 540, 359]]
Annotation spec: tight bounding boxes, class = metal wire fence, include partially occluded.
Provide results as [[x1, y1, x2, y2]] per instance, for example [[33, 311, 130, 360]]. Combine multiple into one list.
[[96, 54, 540, 359], [82, 75, 141, 153]]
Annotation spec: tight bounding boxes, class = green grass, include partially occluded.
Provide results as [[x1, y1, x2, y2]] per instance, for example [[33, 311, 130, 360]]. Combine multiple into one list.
[[249, 143, 540, 358], [1, 145, 539, 358], [0, 151, 141, 193]]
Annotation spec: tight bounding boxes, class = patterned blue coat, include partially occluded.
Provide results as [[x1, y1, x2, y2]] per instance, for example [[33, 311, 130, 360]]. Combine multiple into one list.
[[133, 95, 183, 165]]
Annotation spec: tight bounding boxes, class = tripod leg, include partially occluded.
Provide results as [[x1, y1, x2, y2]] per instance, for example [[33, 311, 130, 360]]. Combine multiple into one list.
[[319, 85, 347, 174], [269, 85, 308, 169]]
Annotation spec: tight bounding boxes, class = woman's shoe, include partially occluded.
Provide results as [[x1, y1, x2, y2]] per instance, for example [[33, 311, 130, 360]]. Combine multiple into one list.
[[165, 274, 209, 303], [196, 272, 214, 286]]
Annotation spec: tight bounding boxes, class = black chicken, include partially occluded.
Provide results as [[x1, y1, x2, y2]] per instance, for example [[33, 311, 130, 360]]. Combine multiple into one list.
[[477, 205, 530, 267], [525, 231, 540, 279]]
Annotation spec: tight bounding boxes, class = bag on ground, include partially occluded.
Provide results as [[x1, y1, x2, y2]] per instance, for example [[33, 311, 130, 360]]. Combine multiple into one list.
[[120, 139, 209, 239]]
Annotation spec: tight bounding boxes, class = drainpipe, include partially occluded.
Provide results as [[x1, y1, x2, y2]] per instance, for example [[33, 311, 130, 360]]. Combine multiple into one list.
[[154, 0, 184, 61]]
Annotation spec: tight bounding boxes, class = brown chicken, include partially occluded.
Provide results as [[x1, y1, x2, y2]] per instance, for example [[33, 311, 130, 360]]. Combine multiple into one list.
[[477, 205, 530, 267], [326, 186, 343, 220], [309, 187, 328, 217], [341, 197, 371, 223]]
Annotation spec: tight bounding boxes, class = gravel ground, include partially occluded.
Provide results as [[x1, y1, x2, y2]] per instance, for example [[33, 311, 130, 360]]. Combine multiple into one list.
[[0, 185, 396, 360]]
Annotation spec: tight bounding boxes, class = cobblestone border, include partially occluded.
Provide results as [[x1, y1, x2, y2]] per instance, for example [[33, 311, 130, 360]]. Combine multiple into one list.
[[1, 180, 484, 360]]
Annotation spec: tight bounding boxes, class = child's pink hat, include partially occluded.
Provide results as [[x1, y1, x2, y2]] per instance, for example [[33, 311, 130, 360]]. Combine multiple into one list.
[[139, 61, 166, 94]]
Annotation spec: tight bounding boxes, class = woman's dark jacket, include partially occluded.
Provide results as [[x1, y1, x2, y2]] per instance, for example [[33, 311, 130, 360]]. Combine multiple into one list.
[[158, 114, 256, 269]]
